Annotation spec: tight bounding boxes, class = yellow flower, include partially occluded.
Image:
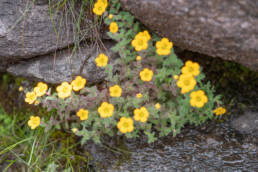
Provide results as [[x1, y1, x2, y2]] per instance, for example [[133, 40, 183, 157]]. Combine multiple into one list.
[[34, 100, 39, 105], [19, 86, 23, 92], [181, 60, 200, 76], [108, 14, 113, 19], [25, 91, 37, 104], [34, 82, 48, 97], [136, 56, 142, 61], [134, 107, 149, 123], [176, 74, 196, 94], [98, 102, 114, 118], [28, 116, 40, 130], [190, 90, 208, 108], [72, 128, 78, 133], [109, 85, 122, 97], [71, 76, 86, 91], [213, 107, 226, 116], [109, 22, 118, 33], [56, 82, 72, 99], [143, 30, 151, 41], [136, 93, 142, 98], [98, 0, 108, 7], [140, 68, 153, 82], [95, 53, 108, 67], [155, 103, 161, 110], [131, 34, 149, 51], [173, 75, 179, 80], [76, 108, 89, 120], [93, 1, 107, 16], [156, 38, 173, 55], [117, 117, 134, 133]]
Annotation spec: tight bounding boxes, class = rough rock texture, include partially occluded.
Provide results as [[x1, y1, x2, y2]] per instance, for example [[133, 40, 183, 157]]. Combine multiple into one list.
[[0, 0, 76, 60], [231, 111, 258, 136], [121, 0, 258, 71], [7, 41, 117, 84]]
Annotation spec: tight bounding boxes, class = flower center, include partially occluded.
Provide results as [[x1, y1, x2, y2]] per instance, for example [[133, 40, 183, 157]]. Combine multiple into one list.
[[188, 67, 194, 72], [98, 7, 103, 11], [183, 79, 190, 86], [63, 87, 68, 93], [139, 112, 145, 118], [137, 39, 144, 46], [103, 107, 110, 114], [123, 122, 129, 128], [195, 96, 201, 102], [161, 43, 167, 49]]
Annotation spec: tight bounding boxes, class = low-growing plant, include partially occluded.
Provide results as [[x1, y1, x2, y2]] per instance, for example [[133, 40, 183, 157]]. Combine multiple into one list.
[[22, 0, 225, 144]]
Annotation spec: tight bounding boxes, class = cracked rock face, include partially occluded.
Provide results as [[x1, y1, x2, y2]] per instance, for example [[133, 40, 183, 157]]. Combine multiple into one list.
[[121, 0, 258, 71], [0, 0, 76, 60], [7, 41, 117, 84]]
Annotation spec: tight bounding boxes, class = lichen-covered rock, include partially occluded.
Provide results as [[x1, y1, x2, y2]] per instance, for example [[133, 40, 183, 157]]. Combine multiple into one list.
[[7, 41, 117, 84], [0, 0, 78, 60], [121, 0, 258, 71]]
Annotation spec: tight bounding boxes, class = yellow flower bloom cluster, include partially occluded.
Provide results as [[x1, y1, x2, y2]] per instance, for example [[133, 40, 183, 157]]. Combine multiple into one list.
[[136, 93, 142, 98], [136, 56, 142, 61], [117, 117, 134, 134], [156, 38, 173, 55], [56, 82, 72, 99], [28, 116, 40, 129], [181, 60, 200, 77], [140, 68, 153, 82], [155, 103, 161, 110], [34, 82, 48, 97], [98, 102, 114, 118], [56, 76, 86, 99], [76, 108, 89, 120], [71, 76, 87, 92], [93, 0, 108, 16], [190, 90, 208, 108], [25, 82, 48, 104], [131, 30, 151, 51], [95, 53, 109, 67], [176, 74, 196, 94], [134, 107, 149, 123], [213, 107, 226, 116], [109, 85, 122, 97], [109, 22, 118, 33]]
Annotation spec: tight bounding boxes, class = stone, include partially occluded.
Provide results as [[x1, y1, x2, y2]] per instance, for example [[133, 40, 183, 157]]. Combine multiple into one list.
[[120, 0, 258, 71], [7, 41, 117, 84], [0, 0, 84, 61], [230, 111, 258, 136]]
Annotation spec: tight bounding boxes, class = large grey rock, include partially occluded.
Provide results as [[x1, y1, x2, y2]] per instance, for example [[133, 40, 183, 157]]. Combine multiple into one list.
[[121, 0, 258, 71], [231, 111, 258, 136], [0, 0, 76, 60], [7, 41, 117, 84]]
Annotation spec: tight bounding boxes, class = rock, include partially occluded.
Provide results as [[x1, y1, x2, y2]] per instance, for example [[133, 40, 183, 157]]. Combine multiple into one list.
[[120, 0, 258, 71], [7, 41, 117, 84], [0, 0, 87, 61], [230, 111, 258, 136]]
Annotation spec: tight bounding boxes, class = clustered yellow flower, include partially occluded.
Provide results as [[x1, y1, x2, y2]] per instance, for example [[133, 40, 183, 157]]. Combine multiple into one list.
[[71, 76, 87, 91], [109, 85, 122, 97], [56, 82, 72, 99], [109, 22, 118, 33], [76, 108, 89, 120], [136, 56, 142, 61], [117, 117, 134, 133], [34, 82, 48, 97], [213, 107, 226, 116], [28, 116, 40, 129], [25, 91, 37, 104], [136, 93, 142, 98], [19, 86, 23, 92], [155, 103, 161, 110], [156, 38, 173, 55], [98, 102, 114, 118], [93, 0, 108, 16], [190, 90, 208, 108], [140, 68, 153, 82], [131, 30, 151, 51], [176, 74, 196, 94], [181, 60, 200, 76], [108, 14, 113, 19], [95, 53, 109, 67], [134, 107, 149, 123]]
